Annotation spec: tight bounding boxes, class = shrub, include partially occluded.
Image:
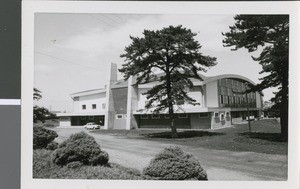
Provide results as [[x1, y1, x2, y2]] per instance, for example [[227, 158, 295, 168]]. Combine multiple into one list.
[[52, 132, 109, 166], [46, 141, 58, 150], [143, 146, 207, 180], [33, 126, 58, 149], [33, 149, 142, 179]]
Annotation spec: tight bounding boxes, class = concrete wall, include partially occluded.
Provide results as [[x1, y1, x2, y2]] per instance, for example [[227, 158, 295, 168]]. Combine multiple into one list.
[[111, 88, 128, 114], [104, 63, 118, 130], [137, 86, 203, 110], [126, 76, 139, 130], [113, 117, 127, 129], [206, 81, 219, 107], [73, 97, 79, 112], [110, 87, 128, 129], [180, 86, 203, 109], [76, 93, 106, 113], [190, 113, 211, 129], [256, 92, 262, 108], [211, 110, 231, 129], [138, 88, 149, 110]]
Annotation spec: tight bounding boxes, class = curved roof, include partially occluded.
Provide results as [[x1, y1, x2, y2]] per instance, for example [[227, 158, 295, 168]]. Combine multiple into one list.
[[203, 74, 264, 96], [203, 74, 256, 85]]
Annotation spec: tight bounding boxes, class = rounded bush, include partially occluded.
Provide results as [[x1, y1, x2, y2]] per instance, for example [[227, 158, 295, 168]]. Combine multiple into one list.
[[33, 127, 58, 149], [46, 141, 58, 150], [143, 146, 207, 180], [52, 132, 109, 166]]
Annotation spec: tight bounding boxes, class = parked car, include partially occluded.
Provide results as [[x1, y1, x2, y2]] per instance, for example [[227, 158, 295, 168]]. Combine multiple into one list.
[[84, 122, 100, 130]]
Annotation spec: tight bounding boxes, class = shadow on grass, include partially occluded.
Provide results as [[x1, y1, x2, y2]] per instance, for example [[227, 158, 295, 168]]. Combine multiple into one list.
[[238, 132, 285, 143], [142, 130, 224, 139]]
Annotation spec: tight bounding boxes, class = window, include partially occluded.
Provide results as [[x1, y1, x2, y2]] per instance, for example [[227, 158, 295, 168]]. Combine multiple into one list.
[[222, 95, 228, 104], [140, 115, 148, 119], [178, 114, 188, 118], [92, 104, 96, 109], [221, 79, 226, 86], [220, 113, 225, 120], [226, 112, 230, 117], [199, 113, 209, 118], [115, 114, 123, 119], [89, 116, 94, 120], [82, 105, 86, 110], [228, 96, 232, 105], [102, 103, 106, 109], [221, 86, 227, 95], [214, 112, 219, 117], [152, 114, 160, 119], [165, 114, 170, 119], [219, 95, 223, 104], [81, 116, 86, 120]]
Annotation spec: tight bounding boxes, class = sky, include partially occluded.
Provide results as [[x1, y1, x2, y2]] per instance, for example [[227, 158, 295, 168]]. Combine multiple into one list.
[[34, 13, 277, 112]]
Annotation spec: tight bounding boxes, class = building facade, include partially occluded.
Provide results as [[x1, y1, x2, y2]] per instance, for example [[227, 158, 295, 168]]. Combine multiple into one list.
[[57, 63, 263, 130]]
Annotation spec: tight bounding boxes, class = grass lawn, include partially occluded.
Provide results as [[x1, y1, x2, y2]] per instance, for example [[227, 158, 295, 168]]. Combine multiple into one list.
[[33, 149, 142, 180], [91, 119, 287, 155]]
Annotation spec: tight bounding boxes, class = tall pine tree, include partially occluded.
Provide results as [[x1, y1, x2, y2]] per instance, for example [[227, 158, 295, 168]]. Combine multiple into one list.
[[119, 25, 216, 138], [223, 15, 289, 141]]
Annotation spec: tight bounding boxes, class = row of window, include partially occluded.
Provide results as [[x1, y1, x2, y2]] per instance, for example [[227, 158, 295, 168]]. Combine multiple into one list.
[[145, 99, 196, 108], [219, 86, 256, 98], [139, 113, 210, 119], [214, 112, 230, 121], [219, 94, 256, 108], [219, 95, 256, 104], [115, 112, 231, 120], [82, 103, 106, 110], [80, 112, 228, 120], [219, 78, 248, 89], [214, 112, 230, 117]]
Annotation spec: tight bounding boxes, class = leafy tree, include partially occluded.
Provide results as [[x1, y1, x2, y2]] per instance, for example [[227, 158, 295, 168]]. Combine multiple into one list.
[[120, 25, 216, 138], [34, 88, 42, 100], [33, 105, 55, 123], [222, 15, 288, 141], [33, 88, 55, 123]]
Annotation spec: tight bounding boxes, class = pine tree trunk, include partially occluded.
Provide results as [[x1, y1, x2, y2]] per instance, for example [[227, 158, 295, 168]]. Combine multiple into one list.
[[165, 58, 178, 138], [170, 109, 178, 138]]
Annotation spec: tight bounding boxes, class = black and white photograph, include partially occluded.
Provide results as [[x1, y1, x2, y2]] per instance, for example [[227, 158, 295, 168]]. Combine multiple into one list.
[[22, 1, 299, 189]]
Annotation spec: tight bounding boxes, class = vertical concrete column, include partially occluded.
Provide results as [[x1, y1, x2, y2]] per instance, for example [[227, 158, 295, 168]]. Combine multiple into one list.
[[202, 85, 206, 108], [104, 63, 118, 130], [126, 76, 138, 130]]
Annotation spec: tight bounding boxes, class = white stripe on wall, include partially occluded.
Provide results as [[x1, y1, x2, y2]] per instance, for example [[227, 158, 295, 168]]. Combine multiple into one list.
[[0, 99, 21, 105]]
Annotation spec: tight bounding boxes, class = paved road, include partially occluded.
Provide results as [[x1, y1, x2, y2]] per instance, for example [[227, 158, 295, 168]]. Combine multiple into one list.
[[53, 128, 287, 181]]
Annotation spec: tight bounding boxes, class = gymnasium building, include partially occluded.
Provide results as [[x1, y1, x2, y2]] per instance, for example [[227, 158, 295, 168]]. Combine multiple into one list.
[[57, 63, 263, 130]]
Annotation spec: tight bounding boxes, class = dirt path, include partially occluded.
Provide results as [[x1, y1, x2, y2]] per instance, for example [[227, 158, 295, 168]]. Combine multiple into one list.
[[53, 128, 287, 181]]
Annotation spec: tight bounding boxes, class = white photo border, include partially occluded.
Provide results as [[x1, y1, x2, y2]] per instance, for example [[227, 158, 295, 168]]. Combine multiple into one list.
[[22, 1, 300, 189]]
